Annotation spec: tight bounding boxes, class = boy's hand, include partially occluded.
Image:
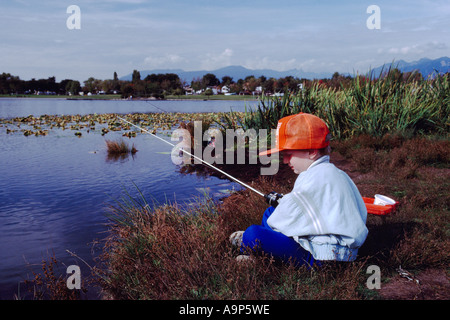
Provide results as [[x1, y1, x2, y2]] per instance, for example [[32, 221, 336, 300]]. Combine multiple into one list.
[[265, 191, 284, 208]]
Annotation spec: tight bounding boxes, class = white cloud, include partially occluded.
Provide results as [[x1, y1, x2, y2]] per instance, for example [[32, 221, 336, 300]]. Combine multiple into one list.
[[386, 42, 448, 56], [388, 46, 417, 55], [144, 54, 186, 69], [244, 57, 301, 71], [200, 48, 234, 70]]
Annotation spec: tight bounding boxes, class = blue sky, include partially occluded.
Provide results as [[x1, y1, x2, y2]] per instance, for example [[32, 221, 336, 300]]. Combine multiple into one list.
[[1, 0, 449, 81]]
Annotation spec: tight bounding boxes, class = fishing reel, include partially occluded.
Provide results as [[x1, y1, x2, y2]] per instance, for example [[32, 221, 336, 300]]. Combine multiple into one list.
[[264, 191, 284, 208]]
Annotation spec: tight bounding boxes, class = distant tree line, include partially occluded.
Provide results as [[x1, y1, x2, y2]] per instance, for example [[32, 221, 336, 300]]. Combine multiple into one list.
[[0, 73, 82, 96], [0, 68, 427, 98], [121, 71, 184, 99]]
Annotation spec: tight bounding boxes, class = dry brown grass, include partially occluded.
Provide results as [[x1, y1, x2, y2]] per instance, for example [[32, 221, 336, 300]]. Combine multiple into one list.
[[105, 139, 137, 155], [97, 193, 370, 300], [105, 139, 137, 161]]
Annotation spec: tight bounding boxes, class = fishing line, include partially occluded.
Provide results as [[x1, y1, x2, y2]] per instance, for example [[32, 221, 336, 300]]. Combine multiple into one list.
[[144, 100, 167, 113], [117, 116, 266, 197]]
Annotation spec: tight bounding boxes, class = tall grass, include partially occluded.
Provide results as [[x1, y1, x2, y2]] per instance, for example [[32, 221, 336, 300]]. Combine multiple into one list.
[[233, 70, 449, 140], [105, 139, 137, 161], [98, 190, 371, 300], [105, 139, 137, 155]]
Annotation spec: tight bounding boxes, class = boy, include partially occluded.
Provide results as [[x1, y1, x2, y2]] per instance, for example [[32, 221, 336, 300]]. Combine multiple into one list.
[[230, 113, 368, 267]]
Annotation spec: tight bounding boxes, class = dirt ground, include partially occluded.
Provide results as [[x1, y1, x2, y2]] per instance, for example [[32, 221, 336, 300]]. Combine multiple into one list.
[[380, 268, 450, 300]]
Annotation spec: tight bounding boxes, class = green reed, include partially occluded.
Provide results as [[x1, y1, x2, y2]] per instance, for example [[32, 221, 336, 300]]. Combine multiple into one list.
[[225, 70, 449, 140]]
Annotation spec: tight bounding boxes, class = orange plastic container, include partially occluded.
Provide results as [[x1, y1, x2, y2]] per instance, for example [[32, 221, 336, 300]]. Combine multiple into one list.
[[363, 197, 398, 216]]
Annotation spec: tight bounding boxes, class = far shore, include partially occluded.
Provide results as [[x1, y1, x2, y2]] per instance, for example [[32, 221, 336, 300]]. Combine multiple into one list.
[[0, 94, 259, 101]]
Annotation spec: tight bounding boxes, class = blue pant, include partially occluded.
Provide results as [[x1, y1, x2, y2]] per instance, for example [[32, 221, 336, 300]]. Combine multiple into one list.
[[241, 206, 321, 268]]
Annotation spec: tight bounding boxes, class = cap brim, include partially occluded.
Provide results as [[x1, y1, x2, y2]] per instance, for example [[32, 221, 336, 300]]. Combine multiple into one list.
[[258, 147, 281, 156]]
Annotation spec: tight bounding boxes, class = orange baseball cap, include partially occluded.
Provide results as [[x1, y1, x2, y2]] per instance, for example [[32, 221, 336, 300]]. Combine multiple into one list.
[[259, 113, 330, 156]]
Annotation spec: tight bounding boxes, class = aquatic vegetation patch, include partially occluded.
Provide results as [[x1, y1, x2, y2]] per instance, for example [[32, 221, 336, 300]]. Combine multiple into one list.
[[105, 139, 138, 161], [0, 112, 243, 139]]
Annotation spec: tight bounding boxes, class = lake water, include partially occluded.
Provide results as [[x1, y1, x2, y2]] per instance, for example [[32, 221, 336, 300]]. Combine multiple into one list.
[[0, 98, 258, 299], [0, 98, 255, 118]]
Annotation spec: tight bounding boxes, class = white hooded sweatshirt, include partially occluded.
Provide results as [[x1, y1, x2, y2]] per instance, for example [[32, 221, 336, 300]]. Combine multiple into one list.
[[267, 156, 368, 261]]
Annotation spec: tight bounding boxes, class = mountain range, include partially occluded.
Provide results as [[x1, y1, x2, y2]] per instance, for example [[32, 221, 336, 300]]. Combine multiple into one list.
[[370, 57, 449, 78], [121, 56, 449, 82]]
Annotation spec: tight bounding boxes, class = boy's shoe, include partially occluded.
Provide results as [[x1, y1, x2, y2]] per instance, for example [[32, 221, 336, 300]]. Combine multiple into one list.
[[229, 231, 244, 247], [236, 255, 253, 262]]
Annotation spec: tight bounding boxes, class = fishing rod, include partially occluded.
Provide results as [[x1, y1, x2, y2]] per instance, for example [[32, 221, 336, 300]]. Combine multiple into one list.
[[117, 116, 283, 206]]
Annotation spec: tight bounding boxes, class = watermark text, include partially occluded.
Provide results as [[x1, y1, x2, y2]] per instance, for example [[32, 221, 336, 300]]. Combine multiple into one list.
[[171, 122, 279, 175], [366, 5, 381, 30], [66, 265, 81, 290], [366, 265, 381, 289], [66, 5, 81, 30]]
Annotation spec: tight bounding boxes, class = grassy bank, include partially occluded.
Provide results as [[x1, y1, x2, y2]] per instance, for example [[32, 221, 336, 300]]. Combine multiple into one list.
[[96, 133, 449, 300]]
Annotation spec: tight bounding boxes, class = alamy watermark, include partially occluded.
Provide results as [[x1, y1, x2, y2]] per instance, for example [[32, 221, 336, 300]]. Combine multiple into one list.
[[66, 5, 81, 30], [366, 265, 381, 290], [65, 5, 381, 32], [170, 122, 280, 175], [65, 263, 382, 291], [366, 5, 381, 30], [66, 265, 81, 290]]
